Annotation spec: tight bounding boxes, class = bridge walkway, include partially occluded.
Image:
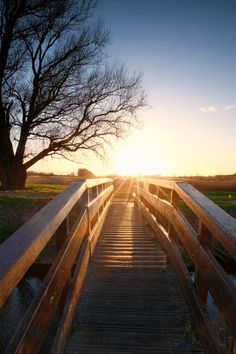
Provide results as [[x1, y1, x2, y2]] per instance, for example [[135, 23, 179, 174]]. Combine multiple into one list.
[[65, 200, 202, 353]]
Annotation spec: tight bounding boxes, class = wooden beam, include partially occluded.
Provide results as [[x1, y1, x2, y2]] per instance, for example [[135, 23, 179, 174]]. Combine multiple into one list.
[[195, 221, 213, 307], [172, 208, 236, 334], [5, 212, 88, 353], [175, 182, 236, 259], [51, 195, 112, 353], [136, 177, 175, 190], [87, 186, 113, 221], [50, 239, 90, 354], [86, 178, 113, 189], [135, 197, 224, 354], [0, 181, 86, 308]]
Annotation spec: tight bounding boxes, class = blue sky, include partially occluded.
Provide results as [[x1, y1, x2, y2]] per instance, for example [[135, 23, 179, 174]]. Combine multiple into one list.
[[95, 0, 236, 176], [35, 0, 236, 176]]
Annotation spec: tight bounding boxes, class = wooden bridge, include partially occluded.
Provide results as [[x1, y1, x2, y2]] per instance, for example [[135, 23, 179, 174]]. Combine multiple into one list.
[[0, 178, 236, 353]]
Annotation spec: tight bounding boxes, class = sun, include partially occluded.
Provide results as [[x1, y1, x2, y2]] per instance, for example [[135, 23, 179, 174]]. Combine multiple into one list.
[[112, 142, 170, 176]]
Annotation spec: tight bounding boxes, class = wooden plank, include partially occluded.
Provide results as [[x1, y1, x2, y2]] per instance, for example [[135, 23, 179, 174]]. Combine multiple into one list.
[[175, 182, 236, 259], [134, 186, 173, 222], [51, 197, 112, 353], [135, 184, 236, 324], [87, 186, 113, 221], [135, 183, 236, 337], [66, 200, 203, 353], [135, 197, 224, 354], [0, 181, 86, 308], [136, 178, 175, 190], [88, 200, 112, 255], [195, 221, 213, 307], [5, 211, 88, 353], [172, 208, 236, 334], [50, 240, 91, 354], [86, 178, 113, 188]]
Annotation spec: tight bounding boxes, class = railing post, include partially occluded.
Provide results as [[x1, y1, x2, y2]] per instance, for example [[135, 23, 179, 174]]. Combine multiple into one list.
[[168, 190, 179, 241], [158, 187, 165, 200], [56, 219, 71, 313], [55, 219, 68, 252], [195, 220, 212, 307]]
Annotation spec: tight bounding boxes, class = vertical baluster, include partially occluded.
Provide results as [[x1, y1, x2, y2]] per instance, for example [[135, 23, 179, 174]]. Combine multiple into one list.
[[55, 219, 68, 252], [195, 221, 212, 307], [168, 190, 179, 241], [158, 187, 165, 199], [55, 216, 71, 313]]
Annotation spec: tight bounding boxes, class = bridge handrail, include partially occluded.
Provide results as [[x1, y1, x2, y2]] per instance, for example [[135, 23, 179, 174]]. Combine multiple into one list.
[[0, 181, 84, 307], [138, 178, 236, 259], [0, 178, 113, 352], [134, 178, 236, 354]]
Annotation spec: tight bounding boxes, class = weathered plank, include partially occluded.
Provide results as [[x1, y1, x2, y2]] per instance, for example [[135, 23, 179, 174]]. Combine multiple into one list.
[[135, 183, 236, 336], [0, 181, 86, 307], [87, 185, 113, 221], [172, 208, 236, 334], [50, 239, 91, 354], [135, 197, 224, 354], [65, 201, 203, 353], [86, 178, 113, 189], [175, 181, 236, 259], [137, 178, 175, 190], [5, 211, 88, 353]]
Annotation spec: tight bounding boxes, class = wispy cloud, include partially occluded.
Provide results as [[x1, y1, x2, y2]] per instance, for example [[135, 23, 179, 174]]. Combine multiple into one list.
[[198, 106, 218, 113], [224, 105, 235, 111]]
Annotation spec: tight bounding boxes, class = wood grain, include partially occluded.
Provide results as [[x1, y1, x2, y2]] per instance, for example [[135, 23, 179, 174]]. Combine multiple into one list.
[[5, 211, 88, 353], [135, 196, 224, 354], [175, 182, 236, 259], [0, 181, 86, 307]]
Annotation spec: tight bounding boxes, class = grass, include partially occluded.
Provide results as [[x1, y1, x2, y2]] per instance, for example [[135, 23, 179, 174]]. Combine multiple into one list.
[[0, 198, 44, 244], [178, 191, 236, 266], [0, 184, 66, 244], [179, 191, 236, 220], [0, 195, 33, 204], [1, 184, 236, 255], [22, 183, 65, 194], [204, 192, 236, 216], [204, 191, 236, 200], [0, 183, 66, 195]]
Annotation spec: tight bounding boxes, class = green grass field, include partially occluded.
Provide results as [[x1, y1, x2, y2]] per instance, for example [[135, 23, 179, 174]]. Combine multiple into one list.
[[0, 185, 236, 247], [0, 184, 66, 244], [179, 191, 236, 227], [0, 183, 66, 195], [179, 191, 236, 265], [204, 191, 236, 215]]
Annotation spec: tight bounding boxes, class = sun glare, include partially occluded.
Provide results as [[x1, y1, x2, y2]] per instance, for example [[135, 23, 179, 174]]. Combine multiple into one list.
[[113, 143, 170, 176]]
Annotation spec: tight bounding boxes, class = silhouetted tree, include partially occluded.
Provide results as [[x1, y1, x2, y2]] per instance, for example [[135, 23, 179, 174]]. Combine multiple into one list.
[[0, 0, 145, 189]]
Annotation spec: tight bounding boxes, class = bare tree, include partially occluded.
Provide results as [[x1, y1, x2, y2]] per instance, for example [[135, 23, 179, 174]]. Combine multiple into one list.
[[0, 0, 145, 189]]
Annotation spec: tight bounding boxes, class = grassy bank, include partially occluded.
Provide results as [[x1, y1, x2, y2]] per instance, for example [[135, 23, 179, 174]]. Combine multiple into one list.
[[0, 184, 65, 245]]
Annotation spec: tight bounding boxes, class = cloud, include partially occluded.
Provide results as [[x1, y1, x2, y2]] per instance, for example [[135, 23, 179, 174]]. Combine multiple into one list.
[[224, 105, 235, 111], [198, 106, 218, 113]]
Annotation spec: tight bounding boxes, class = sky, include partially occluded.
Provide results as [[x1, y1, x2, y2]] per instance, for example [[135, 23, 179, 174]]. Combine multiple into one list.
[[34, 0, 236, 176]]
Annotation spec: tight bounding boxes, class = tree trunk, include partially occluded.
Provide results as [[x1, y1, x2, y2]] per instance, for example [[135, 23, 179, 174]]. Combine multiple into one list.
[[0, 164, 27, 189]]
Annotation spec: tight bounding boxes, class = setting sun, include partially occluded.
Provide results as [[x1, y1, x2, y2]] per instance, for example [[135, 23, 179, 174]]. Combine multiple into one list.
[[112, 142, 170, 176]]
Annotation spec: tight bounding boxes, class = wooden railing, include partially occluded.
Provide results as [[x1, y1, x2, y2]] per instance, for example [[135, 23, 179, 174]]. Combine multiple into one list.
[[0, 178, 113, 353], [134, 179, 236, 354]]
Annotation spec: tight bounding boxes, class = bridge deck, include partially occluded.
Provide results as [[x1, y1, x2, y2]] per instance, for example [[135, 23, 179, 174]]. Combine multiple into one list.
[[65, 200, 202, 353]]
